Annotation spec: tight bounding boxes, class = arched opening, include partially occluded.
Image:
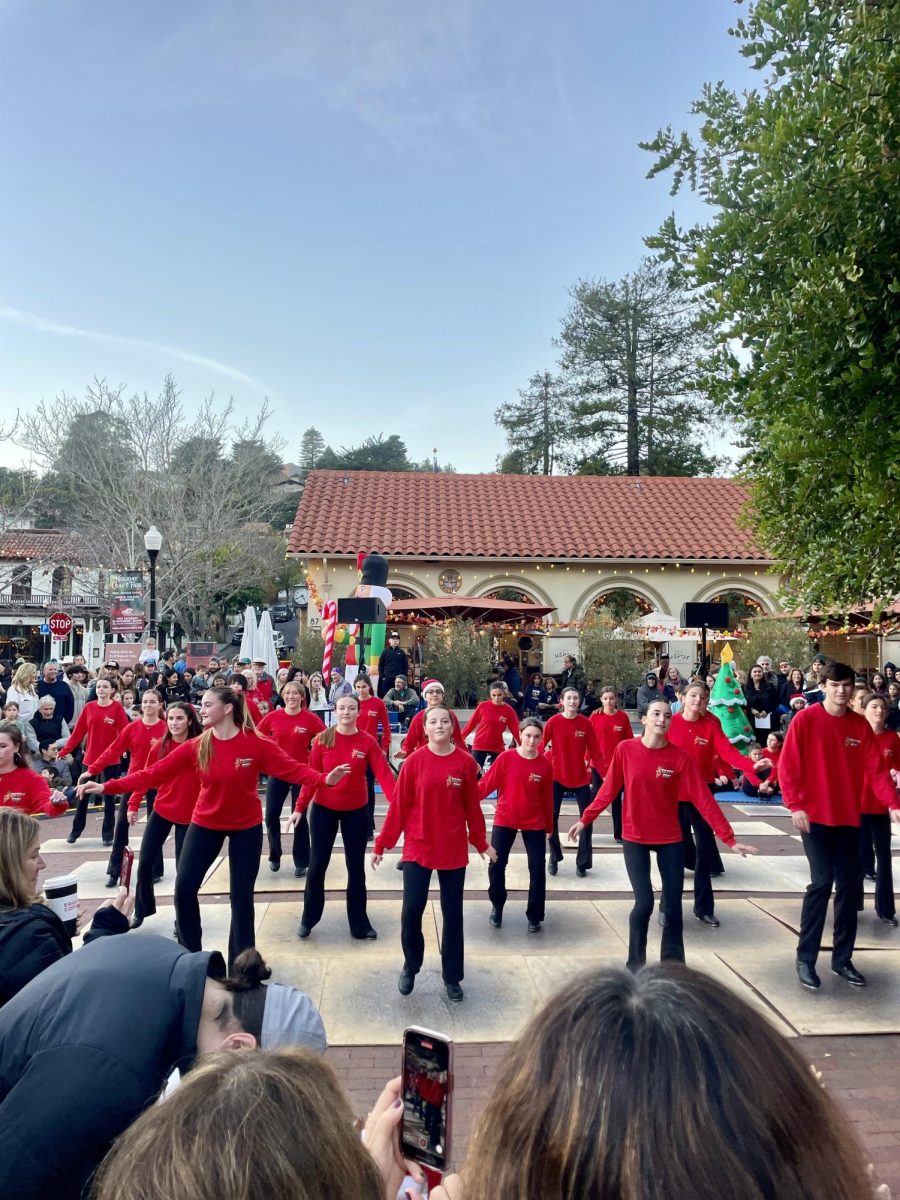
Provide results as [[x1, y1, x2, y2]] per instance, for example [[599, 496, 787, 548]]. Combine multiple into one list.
[[708, 590, 767, 630], [590, 588, 653, 622], [481, 585, 536, 604], [389, 586, 419, 602]]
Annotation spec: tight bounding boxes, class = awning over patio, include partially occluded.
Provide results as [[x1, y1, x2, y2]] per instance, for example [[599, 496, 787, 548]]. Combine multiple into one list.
[[389, 595, 555, 624]]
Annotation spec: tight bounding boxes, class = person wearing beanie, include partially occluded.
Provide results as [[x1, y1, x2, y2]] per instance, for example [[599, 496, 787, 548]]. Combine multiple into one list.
[[0, 938, 325, 1200], [396, 679, 464, 759], [382, 675, 419, 730]]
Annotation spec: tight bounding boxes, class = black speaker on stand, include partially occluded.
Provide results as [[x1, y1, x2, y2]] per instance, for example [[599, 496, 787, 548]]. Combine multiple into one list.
[[680, 603, 729, 678]]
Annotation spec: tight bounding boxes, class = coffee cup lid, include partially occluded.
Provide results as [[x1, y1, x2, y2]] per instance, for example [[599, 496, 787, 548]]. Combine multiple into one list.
[[44, 873, 78, 890]]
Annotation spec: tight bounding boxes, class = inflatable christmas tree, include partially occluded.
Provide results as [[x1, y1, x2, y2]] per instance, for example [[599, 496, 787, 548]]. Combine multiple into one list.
[[709, 644, 754, 745]]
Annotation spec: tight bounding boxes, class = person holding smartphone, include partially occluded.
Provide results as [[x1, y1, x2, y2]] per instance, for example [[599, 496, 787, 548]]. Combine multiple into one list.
[[568, 699, 757, 970], [372, 706, 496, 1001]]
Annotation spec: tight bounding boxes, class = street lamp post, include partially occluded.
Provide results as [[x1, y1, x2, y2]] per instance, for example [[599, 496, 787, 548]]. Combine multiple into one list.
[[143, 525, 163, 642]]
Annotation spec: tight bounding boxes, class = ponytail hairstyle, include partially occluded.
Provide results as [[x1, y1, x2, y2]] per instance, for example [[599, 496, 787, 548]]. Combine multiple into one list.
[[0, 720, 31, 769], [220, 948, 272, 1042], [197, 686, 253, 771], [317, 693, 359, 749], [159, 700, 202, 758], [519, 716, 544, 736]]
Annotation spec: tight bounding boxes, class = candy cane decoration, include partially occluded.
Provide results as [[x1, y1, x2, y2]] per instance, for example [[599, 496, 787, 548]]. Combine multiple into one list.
[[321, 601, 338, 680]]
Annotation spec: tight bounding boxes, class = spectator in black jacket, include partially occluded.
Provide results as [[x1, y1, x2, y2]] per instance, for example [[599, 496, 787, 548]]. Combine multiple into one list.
[[745, 664, 779, 741], [36, 661, 75, 725], [0, 939, 326, 1200], [0, 810, 130, 1008], [636, 673, 675, 716], [376, 631, 408, 699], [558, 655, 586, 699]]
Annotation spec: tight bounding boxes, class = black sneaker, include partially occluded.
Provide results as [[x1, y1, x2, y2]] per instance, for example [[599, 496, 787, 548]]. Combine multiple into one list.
[[832, 961, 866, 987], [445, 982, 464, 1002], [547, 856, 558, 876], [269, 859, 280, 873], [294, 866, 307, 878], [398, 966, 414, 995], [66, 833, 78, 844], [576, 866, 586, 878], [878, 914, 898, 927], [105, 874, 118, 888], [352, 928, 378, 940], [489, 908, 502, 928], [297, 922, 311, 939], [796, 960, 821, 990], [527, 921, 542, 933]]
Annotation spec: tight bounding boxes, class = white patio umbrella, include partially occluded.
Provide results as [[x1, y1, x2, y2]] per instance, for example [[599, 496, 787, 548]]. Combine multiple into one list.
[[239, 605, 258, 663], [254, 608, 280, 678]]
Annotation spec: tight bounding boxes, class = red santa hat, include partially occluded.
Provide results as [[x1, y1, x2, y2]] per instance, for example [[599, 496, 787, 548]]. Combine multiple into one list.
[[421, 678, 444, 694]]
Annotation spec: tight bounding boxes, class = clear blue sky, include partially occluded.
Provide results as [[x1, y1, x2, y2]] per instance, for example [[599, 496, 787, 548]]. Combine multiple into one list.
[[0, 1, 754, 473]]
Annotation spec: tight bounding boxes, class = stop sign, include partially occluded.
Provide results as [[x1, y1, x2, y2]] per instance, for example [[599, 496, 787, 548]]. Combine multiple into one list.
[[48, 612, 73, 638]]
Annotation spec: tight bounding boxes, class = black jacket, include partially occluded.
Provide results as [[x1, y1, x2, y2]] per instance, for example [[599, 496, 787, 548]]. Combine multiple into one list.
[[36, 678, 75, 725], [0, 904, 128, 1010], [0, 934, 225, 1200], [377, 646, 409, 695]]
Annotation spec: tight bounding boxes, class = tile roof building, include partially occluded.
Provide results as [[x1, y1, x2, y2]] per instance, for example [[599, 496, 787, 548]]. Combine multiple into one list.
[[288, 472, 780, 675]]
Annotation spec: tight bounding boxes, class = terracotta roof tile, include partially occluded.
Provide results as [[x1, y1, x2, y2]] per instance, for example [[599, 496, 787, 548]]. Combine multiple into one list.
[[0, 529, 87, 564], [287, 472, 769, 562]]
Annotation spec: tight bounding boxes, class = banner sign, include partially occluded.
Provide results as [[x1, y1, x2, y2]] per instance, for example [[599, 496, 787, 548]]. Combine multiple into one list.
[[109, 570, 145, 635]]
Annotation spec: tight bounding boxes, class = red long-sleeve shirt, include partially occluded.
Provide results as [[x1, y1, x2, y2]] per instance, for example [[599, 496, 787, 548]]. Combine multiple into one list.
[[581, 738, 736, 846], [257, 708, 326, 767], [540, 714, 603, 788], [375, 745, 487, 868], [295, 730, 395, 814], [87, 717, 166, 775], [401, 708, 464, 755], [477, 748, 553, 832], [588, 710, 635, 776], [861, 729, 900, 815], [462, 702, 520, 752], [356, 696, 391, 754], [0, 768, 67, 817], [126, 737, 201, 823], [779, 704, 899, 826], [101, 729, 326, 831], [59, 700, 130, 763], [668, 712, 757, 784]]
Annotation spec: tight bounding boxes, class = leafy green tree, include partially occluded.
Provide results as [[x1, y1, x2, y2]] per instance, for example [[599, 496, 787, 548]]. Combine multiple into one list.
[[578, 608, 647, 700], [494, 371, 570, 474], [558, 258, 725, 476], [423, 621, 493, 707], [298, 427, 326, 481], [642, 0, 900, 608], [318, 433, 414, 472], [743, 616, 814, 674]]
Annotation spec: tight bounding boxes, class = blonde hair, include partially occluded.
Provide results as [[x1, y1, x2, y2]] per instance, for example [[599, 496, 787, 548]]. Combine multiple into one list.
[[0, 809, 41, 911], [11, 663, 37, 694], [197, 687, 256, 772], [91, 1048, 383, 1200], [317, 694, 359, 749]]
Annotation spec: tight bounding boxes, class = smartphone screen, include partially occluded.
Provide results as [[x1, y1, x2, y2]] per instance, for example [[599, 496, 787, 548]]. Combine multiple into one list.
[[401, 1026, 453, 1172], [121, 847, 134, 892]]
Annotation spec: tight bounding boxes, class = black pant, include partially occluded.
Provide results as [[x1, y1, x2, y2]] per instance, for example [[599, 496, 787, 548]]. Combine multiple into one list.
[[857, 813, 895, 919], [135, 810, 188, 920], [365, 766, 376, 837], [472, 748, 501, 771], [798, 823, 860, 968], [107, 789, 162, 880], [679, 802, 718, 918], [489, 826, 546, 924], [264, 778, 309, 870], [69, 765, 122, 841], [622, 839, 685, 970], [402, 860, 466, 984], [301, 803, 372, 936], [589, 769, 622, 840], [547, 783, 591, 867], [175, 822, 263, 969]]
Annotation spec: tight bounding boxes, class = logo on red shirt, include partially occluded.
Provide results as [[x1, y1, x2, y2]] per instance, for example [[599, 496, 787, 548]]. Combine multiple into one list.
[[528, 772, 543, 784], [446, 775, 463, 788], [844, 738, 861, 748], [574, 730, 585, 739], [352, 749, 367, 760], [234, 757, 254, 769], [694, 736, 709, 747], [6, 792, 24, 805], [655, 766, 674, 780]]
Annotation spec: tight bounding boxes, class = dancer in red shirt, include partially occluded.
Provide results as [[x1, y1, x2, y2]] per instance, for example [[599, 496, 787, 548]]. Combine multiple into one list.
[[353, 674, 392, 841], [588, 686, 634, 843], [373, 706, 494, 1001], [569, 699, 756, 970], [62, 677, 130, 845], [462, 683, 520, 770], [668, 683, 769, 928], [0, 724, 68, 817], [290, 693, 395, 942], [82, 688, 166, 889], [83, 701, 204, 928], [79, 686, 348, 967], [780, 662, 900, 990], [396, 679, 464, 758], [540, 688, 604, 877], [856, 692, 899, 926], [478, 718, 553, 932], [258, 682, 325, 876]]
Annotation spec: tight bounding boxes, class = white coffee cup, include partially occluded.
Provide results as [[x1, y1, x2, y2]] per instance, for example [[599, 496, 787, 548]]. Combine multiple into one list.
[[44, 874, 79, 936]]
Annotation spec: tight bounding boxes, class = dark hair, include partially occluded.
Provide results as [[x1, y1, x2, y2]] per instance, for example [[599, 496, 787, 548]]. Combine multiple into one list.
[[462, 965, 873, 1200], [0, 721, 31, 768], [560, 686, 580, 699], [230, 672, 249, 693], [222, 948, 272, 1041], [766, 730, 784, 746], [519, 717, 543, 735], [160, 701, 203, 754], [141, 688, 164, 707], [821, 660, 854, 684]]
